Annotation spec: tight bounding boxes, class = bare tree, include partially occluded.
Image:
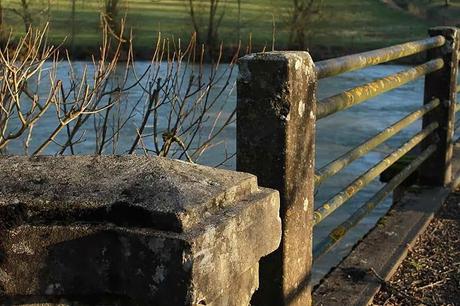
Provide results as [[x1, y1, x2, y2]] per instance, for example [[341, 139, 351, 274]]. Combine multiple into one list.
[[237, 0, 241, 42], [0, 0, 8, 44], [70, 0, 76, 53], [288, 0, 322, 50], [8, 0, 50, 32], [0, 0, 3, 29], [102, 0, 127, 38], [12, 0, 33, 32], [186, 0, 228, 56]]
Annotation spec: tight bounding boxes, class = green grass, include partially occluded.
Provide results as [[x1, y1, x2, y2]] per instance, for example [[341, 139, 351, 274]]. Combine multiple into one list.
[[2, 0, 441, 56], [410, 0, 460, 25]]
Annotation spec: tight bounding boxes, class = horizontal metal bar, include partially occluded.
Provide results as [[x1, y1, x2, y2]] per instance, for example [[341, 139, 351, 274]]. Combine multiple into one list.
[[313, 122, 439, 225], [317, 59, 444, 119], [315, 98, 440, 186], [313, 144, 437, 260], [315, 36, 445, 79]]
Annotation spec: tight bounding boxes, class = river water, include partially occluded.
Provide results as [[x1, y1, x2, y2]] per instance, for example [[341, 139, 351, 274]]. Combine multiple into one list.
[[313, 65, 425, 282], [4, 62, 436, 283]]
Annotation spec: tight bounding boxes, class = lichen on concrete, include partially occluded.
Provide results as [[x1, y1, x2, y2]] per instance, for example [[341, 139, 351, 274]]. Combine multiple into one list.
[[237, 51, 317, 306], [0, 155, 282, 306]]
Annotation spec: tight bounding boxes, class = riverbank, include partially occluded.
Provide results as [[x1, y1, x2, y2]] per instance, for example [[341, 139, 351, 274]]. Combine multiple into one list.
[[372, 191, 460, 305], [2, 0, 430, 61]]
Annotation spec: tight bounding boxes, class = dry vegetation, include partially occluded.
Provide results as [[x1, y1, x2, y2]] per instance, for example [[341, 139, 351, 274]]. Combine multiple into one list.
[[0, 19, 238, 166]]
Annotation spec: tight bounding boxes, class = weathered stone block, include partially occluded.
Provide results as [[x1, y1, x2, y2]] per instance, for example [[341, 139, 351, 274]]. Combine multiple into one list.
[[237, 51, 316, 306], [0, 156, 281, 306]]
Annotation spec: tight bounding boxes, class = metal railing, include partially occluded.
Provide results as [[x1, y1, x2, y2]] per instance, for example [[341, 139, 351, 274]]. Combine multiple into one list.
[[236, 26, 460, 306], [314, 123, 439, 225], [316, 59, 444, 119], [314, 36, 445, 79], [315, 98, 440, 186], [311, 33, 458, 259]]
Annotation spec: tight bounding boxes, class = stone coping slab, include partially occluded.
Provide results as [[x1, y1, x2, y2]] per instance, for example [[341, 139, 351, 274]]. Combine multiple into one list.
[[0, 156, 282, 305], [0, 156, 257, 232]]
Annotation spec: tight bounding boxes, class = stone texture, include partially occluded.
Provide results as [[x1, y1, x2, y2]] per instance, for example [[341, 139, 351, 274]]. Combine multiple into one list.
[[0, 155, 258, 232], [0, 156, 282, 306], [237, 51, 317, 306]]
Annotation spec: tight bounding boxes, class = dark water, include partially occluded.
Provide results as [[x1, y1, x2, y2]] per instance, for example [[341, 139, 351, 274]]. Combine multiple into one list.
[[5, 62, 444, 283]]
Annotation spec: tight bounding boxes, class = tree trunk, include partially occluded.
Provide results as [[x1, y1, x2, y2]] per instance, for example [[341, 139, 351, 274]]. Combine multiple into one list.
[[0, 0, 3, 29], [237, 0, 241, 42], [187, 0, 224, 59], [288, 0, 319, 49], [70, 0, 76, 54], [4, 0, 35, 33], [188, 0, 200, 43], [105, 0, 120, 33], [206, 0, 217, 49], [21, 0, 32, 32]]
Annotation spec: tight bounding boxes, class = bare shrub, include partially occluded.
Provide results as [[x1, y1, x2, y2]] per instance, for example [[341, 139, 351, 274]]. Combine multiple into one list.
[[0, 19, 238, 167]]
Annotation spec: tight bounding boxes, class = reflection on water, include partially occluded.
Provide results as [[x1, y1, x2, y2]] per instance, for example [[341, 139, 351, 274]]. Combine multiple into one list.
[[3, 62, 438, 283]]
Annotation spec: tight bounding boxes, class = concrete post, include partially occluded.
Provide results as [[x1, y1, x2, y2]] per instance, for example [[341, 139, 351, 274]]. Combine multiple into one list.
[[421, 27, 459, 186], [237, 52, 317, 306]]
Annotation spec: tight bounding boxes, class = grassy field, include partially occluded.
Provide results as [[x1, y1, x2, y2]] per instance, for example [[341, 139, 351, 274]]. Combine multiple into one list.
[[2, 0, 448, 58], [397, 0, 460, 25]]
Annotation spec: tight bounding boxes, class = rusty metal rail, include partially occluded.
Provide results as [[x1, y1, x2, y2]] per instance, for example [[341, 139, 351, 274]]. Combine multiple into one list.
[[312, 27, 459, 268], [316, 59, 444, 119], [315, 98, 440, 186], [315, 36, 445, 79], [313, 144, 437, 260], [313, 122, 439, 225]]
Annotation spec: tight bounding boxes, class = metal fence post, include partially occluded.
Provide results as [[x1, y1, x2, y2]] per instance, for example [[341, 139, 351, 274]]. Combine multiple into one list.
[[236, 52, 317, 306], [420, 27, 459, 186]]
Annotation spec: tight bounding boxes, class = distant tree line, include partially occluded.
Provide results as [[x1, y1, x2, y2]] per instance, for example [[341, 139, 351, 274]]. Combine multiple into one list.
[[185, 0, 323, 52], [0, 0, 325, 54], [0, 1, 120, 31]]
